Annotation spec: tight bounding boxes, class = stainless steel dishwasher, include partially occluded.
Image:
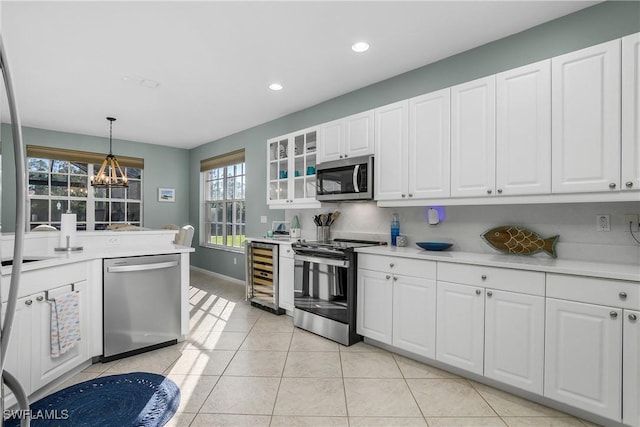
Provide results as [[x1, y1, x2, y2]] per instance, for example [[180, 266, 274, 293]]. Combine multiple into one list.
[[102, 254, 181, 362]]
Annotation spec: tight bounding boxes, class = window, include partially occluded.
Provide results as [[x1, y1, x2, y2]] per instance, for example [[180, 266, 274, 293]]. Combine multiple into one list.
[[26, 146, 144, 231], [201, 150, 246, 250]]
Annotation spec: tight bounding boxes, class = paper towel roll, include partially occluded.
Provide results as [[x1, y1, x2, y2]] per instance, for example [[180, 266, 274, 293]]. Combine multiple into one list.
[[59, 213, 77, 248]]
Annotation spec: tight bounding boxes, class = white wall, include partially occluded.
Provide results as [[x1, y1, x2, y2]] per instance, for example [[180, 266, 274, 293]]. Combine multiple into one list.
[[286, 201, 640, 265]]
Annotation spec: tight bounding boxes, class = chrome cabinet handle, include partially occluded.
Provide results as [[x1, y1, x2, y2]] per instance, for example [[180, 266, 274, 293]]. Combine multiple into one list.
[[626, 181, 634, 188], [385, 275, 391, 280], [393, 276, 398, 281], [486, 290, 493, 297], [24, 300, 32, 306], [481, 275, 487, 280], [487, 189, 492, 194], [409, 194, 413, 198], [619, 292, 628, 300], [629, 314, 638, 321], [339, 155, 343, 159], [389, 263, 395, 268], [475, 289, 482, 295], [344, 154, 348, 158], [36, 296, 44, 302], [609, 183, 616, 189], [610, 311, 618, 318], [401, 194, 406, 198], [497, 189, 503, 194]]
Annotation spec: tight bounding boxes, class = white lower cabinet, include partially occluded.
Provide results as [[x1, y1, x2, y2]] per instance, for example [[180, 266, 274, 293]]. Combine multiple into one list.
[[278, 244, 295, 311], [435, 281, 485, 375], [357, 269, 393, 344], [3, 281, 89, 402], [357, 254, 436, 353], [33, 281, 89, 391], [392, 275, 437, 358], [544, 298, 622, 422], [624, 309, 640, 427], [484, 289, 545, 395]]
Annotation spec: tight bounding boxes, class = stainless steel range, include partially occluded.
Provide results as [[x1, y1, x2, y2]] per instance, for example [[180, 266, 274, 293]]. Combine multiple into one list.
[[291, 238, 386, 346]]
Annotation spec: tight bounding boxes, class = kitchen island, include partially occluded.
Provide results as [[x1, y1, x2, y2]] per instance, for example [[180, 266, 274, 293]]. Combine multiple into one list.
[[0, 229, 193, 408]]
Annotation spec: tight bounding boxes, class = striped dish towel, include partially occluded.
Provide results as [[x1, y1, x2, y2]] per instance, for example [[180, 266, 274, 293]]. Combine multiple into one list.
[[50, 291, 81, 358]]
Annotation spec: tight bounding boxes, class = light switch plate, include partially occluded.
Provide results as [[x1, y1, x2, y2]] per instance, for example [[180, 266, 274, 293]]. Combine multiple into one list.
[[260, 216, 268, 224]]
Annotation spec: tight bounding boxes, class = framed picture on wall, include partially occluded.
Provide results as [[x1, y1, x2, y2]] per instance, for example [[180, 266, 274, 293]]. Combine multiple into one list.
[[158, 187, 175, 202]]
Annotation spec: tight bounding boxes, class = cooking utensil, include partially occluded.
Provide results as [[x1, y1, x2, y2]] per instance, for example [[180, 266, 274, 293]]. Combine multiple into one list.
[[319, 214, 328, 226], [329, 210, 340, 225]]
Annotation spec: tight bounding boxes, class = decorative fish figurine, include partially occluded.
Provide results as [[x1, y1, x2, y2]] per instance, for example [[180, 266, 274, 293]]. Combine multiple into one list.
[[481, 225, 559, 258]]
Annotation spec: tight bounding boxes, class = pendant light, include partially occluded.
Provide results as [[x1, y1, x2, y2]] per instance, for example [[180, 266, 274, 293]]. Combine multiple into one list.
[[91, 117, 128, 188]]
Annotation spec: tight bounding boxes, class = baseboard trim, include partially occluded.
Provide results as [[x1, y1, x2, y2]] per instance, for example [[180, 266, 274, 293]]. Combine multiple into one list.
[[190, 265, 245, 286]]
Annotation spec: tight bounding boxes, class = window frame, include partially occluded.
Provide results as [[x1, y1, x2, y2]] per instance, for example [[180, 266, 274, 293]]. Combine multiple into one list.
[[201, 152, 246, 252]]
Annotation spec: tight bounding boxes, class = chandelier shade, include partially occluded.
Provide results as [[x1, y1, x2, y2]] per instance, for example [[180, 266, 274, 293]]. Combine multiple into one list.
[[91, 117, 128, 188]]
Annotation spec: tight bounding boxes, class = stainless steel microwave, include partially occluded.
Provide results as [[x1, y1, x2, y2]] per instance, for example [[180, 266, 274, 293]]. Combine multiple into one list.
[[316, 155, 374, 201]]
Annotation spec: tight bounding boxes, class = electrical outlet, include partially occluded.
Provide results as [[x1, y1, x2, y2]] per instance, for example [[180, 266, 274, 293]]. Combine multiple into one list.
[[260, 216, 267, 224], [624, 214, 640, 232], [233, 257, 237, 265], [596, 215, 611, 232]]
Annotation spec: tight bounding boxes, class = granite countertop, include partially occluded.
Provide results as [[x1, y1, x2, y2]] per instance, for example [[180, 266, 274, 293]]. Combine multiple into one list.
[[355, 246, 640, 282]]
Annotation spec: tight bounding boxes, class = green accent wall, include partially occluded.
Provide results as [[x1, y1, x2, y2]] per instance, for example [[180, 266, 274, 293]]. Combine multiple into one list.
[[188, 1, 640, 280], [1, 124, 190, 232]]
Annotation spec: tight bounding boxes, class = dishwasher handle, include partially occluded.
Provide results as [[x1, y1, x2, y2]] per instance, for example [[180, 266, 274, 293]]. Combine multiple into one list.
[[107, 260, 179, 273]]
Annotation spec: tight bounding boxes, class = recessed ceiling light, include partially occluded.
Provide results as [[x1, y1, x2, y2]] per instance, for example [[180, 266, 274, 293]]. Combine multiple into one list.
[[351, 41, 370, 53], [269, 83, 283, 91]]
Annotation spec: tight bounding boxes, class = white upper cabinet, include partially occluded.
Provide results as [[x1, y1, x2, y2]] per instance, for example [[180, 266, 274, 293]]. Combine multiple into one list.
[[409, 88, 451, 199], [551, 39, 621, 193], [318, 110, 374, 164], [267, 128, 320, 209], [496, 60, 551, 196], [451, 75, 496, 197], [374, 100, 409, 200], [622, 32, 640, 192]]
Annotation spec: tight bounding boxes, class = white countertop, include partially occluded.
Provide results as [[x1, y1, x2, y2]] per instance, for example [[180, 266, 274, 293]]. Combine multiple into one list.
[[355, 246, 640, 282]]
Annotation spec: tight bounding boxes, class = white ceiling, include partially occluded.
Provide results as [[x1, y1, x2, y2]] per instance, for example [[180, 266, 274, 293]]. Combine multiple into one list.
[[1, 1, 598, 150]]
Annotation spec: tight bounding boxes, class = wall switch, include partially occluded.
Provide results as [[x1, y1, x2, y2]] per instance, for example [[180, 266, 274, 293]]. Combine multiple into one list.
[[623, 214, 640, 232], [260, 216, 267, 224], [596, 215, 611, 232]]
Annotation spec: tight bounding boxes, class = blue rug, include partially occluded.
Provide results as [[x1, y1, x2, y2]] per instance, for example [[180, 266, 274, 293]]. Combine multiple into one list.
[[4, 372, 180, 427]]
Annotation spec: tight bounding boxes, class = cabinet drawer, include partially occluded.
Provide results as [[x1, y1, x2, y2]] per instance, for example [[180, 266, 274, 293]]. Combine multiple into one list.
[[438, 262, 545, 296], [358, 254, 436, 279], [547, 273, 640, 310], [279, 243, 294, 259]]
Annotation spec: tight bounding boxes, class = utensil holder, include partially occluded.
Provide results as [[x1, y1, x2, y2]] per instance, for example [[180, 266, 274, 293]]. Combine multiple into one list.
[[316, 226, 330, 243]]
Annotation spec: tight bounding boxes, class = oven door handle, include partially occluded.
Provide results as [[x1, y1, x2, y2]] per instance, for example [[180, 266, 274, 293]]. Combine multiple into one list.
[[294, 254, 350, 268]]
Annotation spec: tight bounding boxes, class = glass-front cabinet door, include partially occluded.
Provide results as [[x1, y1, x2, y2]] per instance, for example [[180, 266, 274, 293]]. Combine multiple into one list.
[[267, 127, 320, 208]]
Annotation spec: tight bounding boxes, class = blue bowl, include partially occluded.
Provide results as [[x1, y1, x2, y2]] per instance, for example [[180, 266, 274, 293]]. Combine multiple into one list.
[[416, 242, 453, 251]]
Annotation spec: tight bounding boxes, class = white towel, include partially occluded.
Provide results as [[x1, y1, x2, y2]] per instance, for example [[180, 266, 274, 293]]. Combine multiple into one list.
[[50, 291, 81, 358]]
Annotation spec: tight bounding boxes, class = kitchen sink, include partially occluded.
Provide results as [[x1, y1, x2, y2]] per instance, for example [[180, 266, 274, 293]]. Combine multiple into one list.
[[1, 257, 51, 267]]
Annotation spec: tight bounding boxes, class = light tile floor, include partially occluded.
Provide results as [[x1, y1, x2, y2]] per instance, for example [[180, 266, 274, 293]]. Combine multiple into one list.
[[61, 269, 602, 427]]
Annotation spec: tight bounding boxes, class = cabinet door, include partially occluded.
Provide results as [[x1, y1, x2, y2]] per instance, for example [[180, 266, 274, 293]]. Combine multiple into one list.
[[392, 275, 436, 358], [551, 40, 621, 193], [544, 298, 622, 421], [278, 248, 295, 311], [409, 88, 451, 199], [357, 269, 392, 344], [496, 60, 551, 196], [319, 119, 343, 164], [623, 309, 640, 427], [2, 296, 37, 402], [291, 129, 319, 204], [451, 76, 496, 198], [622, 33, 640, 192], [33, 282, 88, 392], [436, 281, 485, 375], [344, 110, 374, 159], [267, 135, 292, 205], [374, 100, 409, 200], [484, 289, 544, 395]]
